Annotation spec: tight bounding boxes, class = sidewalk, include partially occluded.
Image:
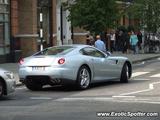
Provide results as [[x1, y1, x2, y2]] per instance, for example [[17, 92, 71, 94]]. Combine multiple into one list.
[[0, 53, 160, 86], [111, 53, 160, 64]]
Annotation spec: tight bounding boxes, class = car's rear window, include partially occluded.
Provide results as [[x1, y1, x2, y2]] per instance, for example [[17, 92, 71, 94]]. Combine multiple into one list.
[[34, 46, 75, 56]]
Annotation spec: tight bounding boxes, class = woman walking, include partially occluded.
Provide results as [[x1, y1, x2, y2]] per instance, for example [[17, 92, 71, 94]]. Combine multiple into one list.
[[130, 31, 139, 54]]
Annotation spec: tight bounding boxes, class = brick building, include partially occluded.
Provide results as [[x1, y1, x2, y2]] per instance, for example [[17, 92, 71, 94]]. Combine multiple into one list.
[[11, 0, 72, 60], [0, 0, 68, 63], [0, 0, 138, 63]]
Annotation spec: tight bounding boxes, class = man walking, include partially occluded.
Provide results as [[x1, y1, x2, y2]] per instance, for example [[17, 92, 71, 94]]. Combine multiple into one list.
[[95, 35, 106, 53]]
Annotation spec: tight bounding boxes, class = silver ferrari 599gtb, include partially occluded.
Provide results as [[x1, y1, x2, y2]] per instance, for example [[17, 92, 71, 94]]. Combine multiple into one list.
[[19, 45, 132, 90]]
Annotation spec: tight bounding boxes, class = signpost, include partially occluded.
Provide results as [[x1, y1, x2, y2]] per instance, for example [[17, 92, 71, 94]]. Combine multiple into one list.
[[39, 9, 43, 51]]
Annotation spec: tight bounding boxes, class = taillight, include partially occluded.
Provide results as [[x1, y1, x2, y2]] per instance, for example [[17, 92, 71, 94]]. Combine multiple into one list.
[[19, 58, 24, 65], [58, 58, 65, 64]]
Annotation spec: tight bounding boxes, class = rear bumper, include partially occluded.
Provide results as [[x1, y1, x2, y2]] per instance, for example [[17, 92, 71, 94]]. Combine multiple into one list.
[[19, 66, 77, 85], [20, 77, 76, 86]]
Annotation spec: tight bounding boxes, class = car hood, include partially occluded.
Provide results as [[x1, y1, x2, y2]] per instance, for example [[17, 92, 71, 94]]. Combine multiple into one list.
[[23, 56, 58, 66]]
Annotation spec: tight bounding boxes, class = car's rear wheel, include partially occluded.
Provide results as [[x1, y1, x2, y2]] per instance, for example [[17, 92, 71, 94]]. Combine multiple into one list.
[[25, 80, 42, 91], [0, 80, 4, 97], [76, 66, 91, 90], [120, 63, 129, 83]]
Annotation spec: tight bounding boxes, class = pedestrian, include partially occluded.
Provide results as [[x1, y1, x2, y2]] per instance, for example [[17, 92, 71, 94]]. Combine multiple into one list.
[[86, 35, 91, 45], [110, 30, 116, 53], [94, 35, 106, 53], [137, 31, 142, 51], [130, 31, 139, 54], [115, 30, 120, 51], [118, 30, 127, 53], [89, 34, 95, 46], [123, 31, 130, 54], [117, 30, 124, 52]]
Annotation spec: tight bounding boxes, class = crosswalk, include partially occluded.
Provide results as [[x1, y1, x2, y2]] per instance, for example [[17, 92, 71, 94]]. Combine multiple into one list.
[[132, 71, 160, 78], [132, 72, 149, 77], [150, 73, 160, 78]]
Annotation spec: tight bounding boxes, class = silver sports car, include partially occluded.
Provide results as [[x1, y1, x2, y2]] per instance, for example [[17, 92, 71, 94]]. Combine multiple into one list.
[[0, 68, 16, 97], [19, 45, 132, 90]]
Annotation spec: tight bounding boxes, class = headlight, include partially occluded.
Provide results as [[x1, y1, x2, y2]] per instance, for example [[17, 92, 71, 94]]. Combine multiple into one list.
[[4, 72, 14, 79]]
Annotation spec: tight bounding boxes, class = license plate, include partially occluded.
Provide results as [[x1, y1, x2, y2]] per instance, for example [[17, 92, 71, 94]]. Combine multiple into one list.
[[32, 66, 45, 71]]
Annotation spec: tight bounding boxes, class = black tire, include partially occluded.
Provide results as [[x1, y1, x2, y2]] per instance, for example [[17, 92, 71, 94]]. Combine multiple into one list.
[[120, 63, 129, 83], [76, 66, 91, 90], [154, 45, 160, 53], [0, 80, 4, 97], [25, 80, 42, 91]]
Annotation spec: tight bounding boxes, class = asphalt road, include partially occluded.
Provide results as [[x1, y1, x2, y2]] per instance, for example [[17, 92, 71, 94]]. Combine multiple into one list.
[[0, 58, 160, 120]]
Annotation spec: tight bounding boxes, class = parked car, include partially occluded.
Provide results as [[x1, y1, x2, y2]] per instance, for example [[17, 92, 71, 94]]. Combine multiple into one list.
[[19, 45, 132, 90], [0, 68, 16, 97]]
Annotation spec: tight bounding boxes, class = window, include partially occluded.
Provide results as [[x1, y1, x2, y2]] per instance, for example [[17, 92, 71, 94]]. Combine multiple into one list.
[[4, 0, 8, 4], [0, 0, 10, 55], [0, 23, 4, 45], [34, 46, 75, 56], [80, 47, 106, 58], [0, 0, 8, 4]]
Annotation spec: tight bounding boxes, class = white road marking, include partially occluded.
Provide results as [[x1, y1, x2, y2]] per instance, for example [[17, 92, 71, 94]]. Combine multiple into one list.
[[30, 97, 52, 100], [120, 81, 160, 96], [55, 97, 160, 105], [149, 84, 154, 89], [150, 73, 160, 78], [16, 86, 26, 90], [120, 89, 152, 96], [132, 72, 149, 77], [56, 97, 113, 102], [112, 96, 135, 98], [114, 100, 160, 105], [133, 78, 150, 81], [141, 61, 145, 64], [135, 61, 145, 66]]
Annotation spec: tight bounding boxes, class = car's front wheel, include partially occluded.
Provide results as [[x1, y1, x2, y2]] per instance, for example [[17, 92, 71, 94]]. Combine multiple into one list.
[[76, 66, 91, 90], [0, 80, 4, 97], [25, 80, 42, 91], [120, 63, 129, 83]]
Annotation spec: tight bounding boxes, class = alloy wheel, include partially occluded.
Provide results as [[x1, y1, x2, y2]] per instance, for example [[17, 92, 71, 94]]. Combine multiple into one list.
[[79, 68, 90, 89], [126, 65, 129, 79]]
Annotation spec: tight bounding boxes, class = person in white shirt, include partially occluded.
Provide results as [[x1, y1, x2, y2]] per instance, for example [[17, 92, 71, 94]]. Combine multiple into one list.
[[110, 31, 116, 53]]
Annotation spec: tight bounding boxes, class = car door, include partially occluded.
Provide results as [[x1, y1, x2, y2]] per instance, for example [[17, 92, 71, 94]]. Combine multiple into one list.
[[81, 47, 117, 81]]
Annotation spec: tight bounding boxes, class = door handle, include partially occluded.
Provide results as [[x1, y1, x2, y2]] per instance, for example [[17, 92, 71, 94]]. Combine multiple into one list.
[[91, 58, 94, 62]]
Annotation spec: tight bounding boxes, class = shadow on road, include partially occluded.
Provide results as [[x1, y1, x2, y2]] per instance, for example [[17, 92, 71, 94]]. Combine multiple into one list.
[[36, 79, 148, 92]]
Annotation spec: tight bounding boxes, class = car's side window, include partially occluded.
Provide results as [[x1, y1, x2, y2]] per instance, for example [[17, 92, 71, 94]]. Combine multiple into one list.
[[80, 47, 105, 58]]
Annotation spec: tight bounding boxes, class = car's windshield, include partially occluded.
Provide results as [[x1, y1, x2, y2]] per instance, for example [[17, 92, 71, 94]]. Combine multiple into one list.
[[34, 46, 75, 56]]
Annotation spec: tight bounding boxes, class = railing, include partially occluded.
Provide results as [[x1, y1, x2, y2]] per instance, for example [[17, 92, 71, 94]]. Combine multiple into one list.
[[143, 34, 160, 53]]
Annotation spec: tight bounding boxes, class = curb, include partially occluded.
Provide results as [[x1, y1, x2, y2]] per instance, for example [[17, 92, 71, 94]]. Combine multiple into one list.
[[132, 55, 160, 64]]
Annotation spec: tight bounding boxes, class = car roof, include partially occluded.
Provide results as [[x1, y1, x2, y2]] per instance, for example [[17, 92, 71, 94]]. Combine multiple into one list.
[[51, 44, 90, 49]]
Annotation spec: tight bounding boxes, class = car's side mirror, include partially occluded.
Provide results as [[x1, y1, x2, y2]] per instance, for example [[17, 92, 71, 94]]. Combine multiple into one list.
[[106, 51, 111, 56]]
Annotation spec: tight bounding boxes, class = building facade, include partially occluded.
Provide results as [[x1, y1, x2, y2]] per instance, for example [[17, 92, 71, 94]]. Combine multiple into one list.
[[0, 0, 138, 63], [10, 0, 72, 62], [0, 0, 10, 62]]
